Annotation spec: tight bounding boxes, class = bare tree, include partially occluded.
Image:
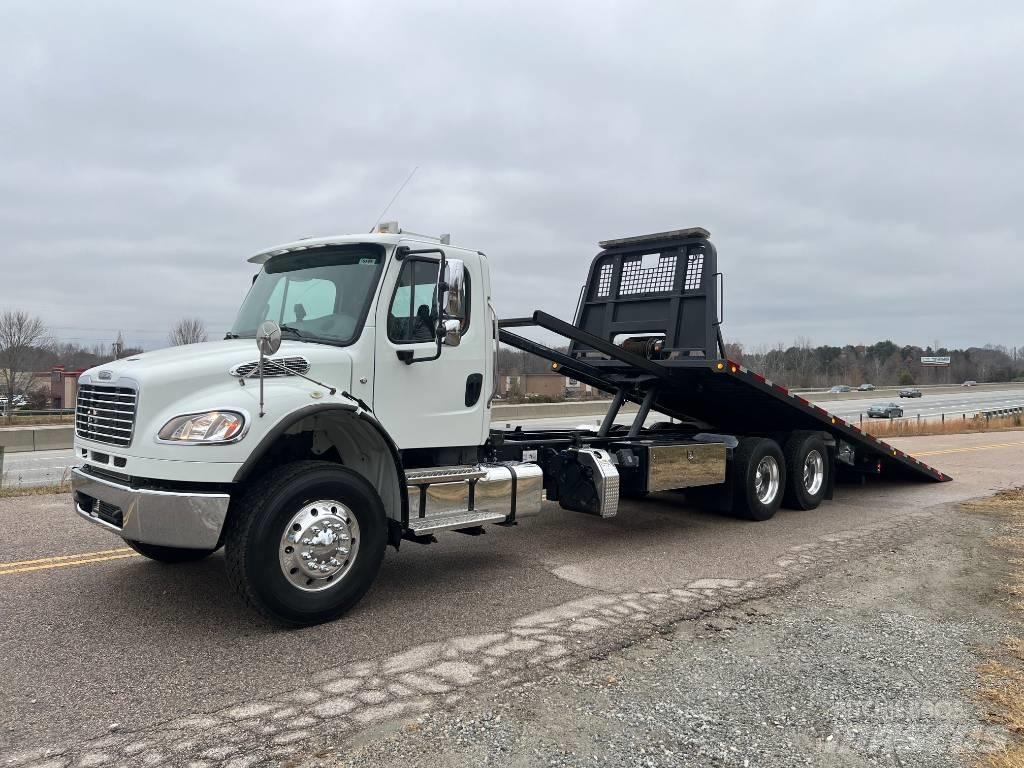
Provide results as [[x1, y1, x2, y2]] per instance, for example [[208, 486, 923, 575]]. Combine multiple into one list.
[[0, 310, 48, 419], [168, 318, 209, 346]]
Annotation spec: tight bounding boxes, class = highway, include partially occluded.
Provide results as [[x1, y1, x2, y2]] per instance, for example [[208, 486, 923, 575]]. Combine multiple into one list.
[[3, 387, 1023, 489]]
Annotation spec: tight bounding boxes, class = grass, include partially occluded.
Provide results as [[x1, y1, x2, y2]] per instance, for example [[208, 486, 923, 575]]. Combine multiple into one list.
[[863, 412, 1024, 438], [0, 481, 71, 498], [2, 413, 74, 426], [965, 488, 1024, 767]]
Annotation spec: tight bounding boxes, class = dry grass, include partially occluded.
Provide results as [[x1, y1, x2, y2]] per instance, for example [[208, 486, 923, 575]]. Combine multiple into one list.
[[2, 413, 74, 426], [863, 412, 1024, 438], [970, 488, 1024, 767], [0, 481, 71, 498]]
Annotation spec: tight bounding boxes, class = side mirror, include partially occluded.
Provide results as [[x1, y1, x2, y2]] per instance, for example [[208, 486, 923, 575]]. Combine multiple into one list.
[[442, 259, 466, 320], [256, 320, 282, 356], [440, 259, 466, 347], [441, 318, 462, 348]]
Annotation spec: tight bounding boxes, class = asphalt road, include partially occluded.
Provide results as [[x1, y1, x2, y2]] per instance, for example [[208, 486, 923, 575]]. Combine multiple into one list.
[[4, 387, 1022, 489], [0, 449, 76, 488], [1, 430, 1022, 766]]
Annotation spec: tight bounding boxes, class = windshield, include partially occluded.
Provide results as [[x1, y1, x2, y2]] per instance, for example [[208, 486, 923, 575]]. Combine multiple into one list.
[[231, 244, 385, 345]]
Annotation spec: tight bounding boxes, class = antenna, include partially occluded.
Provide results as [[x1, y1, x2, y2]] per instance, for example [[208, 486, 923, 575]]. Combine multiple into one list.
[[370, 166, 419, 232]]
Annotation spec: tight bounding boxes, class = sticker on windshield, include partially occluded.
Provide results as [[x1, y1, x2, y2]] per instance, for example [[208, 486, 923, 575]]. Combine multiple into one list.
[[359, 258, 377, 265]]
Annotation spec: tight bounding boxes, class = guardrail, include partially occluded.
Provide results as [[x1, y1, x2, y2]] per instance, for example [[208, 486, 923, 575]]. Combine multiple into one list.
[[980, 406, 1024, 418]]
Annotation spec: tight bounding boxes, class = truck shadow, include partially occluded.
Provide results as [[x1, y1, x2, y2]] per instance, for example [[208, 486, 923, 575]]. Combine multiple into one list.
[[68, 477, 929, 639]]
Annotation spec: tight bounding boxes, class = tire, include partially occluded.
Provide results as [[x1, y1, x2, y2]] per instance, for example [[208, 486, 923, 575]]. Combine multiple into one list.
[[224, 461, 388, 626], [781, 434, 830, 511], [731, 437, 786, 521], [125, 539, 217, 562]]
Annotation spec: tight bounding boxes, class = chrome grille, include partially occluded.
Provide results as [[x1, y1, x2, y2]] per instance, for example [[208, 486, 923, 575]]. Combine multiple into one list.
[[230, 356, 310, 378], [76, 384, 138, 447]]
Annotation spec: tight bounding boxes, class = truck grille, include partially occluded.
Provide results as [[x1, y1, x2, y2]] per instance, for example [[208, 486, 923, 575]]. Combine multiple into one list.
[[76, 384, 138, 447]]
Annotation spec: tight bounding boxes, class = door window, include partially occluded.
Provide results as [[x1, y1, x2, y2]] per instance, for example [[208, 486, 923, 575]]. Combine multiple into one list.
[[388, 259, 440, 343]]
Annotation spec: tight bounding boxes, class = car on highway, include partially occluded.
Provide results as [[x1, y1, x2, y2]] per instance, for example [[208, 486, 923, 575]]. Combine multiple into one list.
[[857, 384, 875, 391], [898, 388, 923, 398], [867, 403, 904, 419], [829, 385, 853, 393], [961, 380, 978, 387]]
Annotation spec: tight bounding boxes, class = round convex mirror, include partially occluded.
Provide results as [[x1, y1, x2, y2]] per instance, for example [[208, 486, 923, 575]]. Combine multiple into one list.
[[256, 320, 282, 356]]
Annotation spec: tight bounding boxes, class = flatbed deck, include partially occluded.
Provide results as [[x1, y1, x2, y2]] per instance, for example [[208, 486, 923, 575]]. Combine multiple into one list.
[[496, 225, 949, 485]]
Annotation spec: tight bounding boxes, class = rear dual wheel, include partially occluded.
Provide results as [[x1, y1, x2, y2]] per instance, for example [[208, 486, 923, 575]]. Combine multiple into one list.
[[782, 434, 830, 511], [731, 434, 830, 520], [731, 438, 786, 521]]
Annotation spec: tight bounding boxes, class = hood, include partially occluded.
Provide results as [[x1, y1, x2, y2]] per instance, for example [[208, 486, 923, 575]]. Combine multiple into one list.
[[83, 340, 350, 390], [80, 340, 355, 445]]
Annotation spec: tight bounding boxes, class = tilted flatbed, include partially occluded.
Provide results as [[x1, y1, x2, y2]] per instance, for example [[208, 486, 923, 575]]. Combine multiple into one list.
[[493, 227, 947, 517]]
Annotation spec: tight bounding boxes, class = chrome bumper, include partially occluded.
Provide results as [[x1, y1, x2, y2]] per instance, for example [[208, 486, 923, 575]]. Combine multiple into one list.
[[71, 467, 231, 550]]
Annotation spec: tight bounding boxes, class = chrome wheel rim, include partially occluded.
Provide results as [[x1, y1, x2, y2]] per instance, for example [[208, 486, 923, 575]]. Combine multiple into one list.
[[754, 456, 780, 504], [279, 500, 359, 592], [803, 449, 825, 496]]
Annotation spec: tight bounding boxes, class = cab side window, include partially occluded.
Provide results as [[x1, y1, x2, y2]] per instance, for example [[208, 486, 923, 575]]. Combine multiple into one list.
[[388, 260, 440, 343]]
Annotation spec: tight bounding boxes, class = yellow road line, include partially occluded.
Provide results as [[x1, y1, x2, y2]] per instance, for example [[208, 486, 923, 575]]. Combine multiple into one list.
[[0, 547, 133, 569], [914, 441, 1024, 457], [0, 552, 138, 576]]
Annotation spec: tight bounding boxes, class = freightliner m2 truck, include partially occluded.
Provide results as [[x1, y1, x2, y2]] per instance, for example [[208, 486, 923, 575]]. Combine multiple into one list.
[[71, 226, 948, 625]]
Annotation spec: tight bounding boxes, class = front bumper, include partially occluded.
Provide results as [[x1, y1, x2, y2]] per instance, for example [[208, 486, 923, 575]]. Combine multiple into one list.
[[71, 467, 231, 550]]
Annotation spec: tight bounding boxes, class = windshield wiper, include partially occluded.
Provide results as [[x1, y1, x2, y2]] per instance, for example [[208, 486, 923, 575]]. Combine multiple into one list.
[[278, 324, 305, 339], [224, 332, 241, 339]]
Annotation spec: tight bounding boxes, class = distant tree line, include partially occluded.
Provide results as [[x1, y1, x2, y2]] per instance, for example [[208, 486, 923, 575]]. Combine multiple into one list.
[[726, 340, 1024, 388], [499, 338, 1024, 389], [0, 309, 208, 412]]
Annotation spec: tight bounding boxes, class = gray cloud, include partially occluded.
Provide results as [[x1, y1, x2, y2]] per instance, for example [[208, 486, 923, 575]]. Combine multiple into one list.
[[1, 0, 1021, 351]]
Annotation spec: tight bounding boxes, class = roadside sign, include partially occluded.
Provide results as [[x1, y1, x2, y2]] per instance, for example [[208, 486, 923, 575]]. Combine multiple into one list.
[[921, 356, 951, 365]]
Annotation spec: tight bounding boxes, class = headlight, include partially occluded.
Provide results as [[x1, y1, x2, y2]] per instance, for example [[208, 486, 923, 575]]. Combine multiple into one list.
[[158, 411, 246, 443]]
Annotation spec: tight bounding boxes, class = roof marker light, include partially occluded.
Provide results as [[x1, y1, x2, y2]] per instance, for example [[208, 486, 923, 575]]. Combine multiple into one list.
[[716, 362, 725, 370]]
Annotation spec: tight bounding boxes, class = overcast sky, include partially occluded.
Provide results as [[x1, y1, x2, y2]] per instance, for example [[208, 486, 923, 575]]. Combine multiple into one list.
[[2, 1, 1021, 353]]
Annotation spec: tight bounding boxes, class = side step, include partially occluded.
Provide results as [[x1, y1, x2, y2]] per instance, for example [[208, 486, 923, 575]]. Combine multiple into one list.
[[405, 465, 487, 485], [407, 510, 507, 535]]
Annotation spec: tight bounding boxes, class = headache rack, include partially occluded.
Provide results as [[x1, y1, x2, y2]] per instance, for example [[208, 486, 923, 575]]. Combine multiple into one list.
[[498, 227, 948, 483]]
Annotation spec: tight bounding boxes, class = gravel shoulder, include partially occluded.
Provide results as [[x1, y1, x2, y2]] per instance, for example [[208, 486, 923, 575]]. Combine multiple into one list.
[[322, 508, 1016, 768]]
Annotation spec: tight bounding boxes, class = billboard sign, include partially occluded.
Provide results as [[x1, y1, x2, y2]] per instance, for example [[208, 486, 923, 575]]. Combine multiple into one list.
[[921, 356, 951, 366]]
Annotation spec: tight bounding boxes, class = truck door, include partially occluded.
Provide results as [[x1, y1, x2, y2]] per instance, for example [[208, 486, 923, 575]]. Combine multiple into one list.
[[372, 244, 488, 450]]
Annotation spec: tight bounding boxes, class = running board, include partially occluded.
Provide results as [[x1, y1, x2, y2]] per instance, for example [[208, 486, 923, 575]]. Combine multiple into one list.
[[407, 510, 508, 535], [405, 465, 487, 485]]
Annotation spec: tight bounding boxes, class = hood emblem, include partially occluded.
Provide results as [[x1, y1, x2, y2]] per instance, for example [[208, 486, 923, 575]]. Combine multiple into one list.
[[98, 370, 113, 381]]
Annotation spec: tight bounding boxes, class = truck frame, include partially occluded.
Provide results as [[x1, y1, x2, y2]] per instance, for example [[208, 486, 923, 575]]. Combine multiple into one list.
[[71, 225, 947, 625]]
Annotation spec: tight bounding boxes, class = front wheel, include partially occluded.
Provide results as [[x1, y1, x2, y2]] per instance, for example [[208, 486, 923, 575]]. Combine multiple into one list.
[[731, 438, 786, 521], [224, 461, 388, 626]]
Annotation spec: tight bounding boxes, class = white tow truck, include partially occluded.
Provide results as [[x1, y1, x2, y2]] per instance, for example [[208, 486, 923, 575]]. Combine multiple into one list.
[[72, 224, 946, 625]]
